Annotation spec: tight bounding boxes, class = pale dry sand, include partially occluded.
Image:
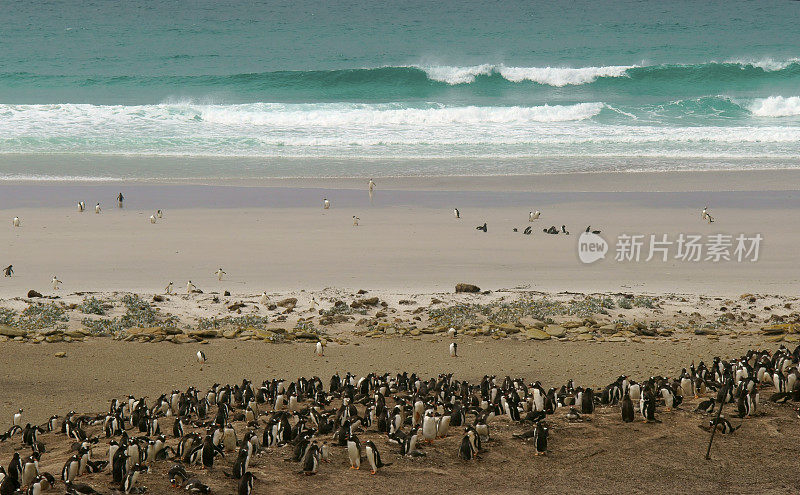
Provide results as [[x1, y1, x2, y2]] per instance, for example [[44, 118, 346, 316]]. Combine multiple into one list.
[[0, 170, 798, 297]]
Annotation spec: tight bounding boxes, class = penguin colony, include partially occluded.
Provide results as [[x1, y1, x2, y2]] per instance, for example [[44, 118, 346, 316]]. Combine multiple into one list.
[[0, 343, 798, 493]]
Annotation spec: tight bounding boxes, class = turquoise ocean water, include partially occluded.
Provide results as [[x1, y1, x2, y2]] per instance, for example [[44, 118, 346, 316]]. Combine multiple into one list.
[[1, 0, 799, 178]]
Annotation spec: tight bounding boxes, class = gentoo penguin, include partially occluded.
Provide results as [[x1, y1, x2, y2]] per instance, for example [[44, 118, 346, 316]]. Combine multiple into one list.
[[95, 203, 101, 214], [117, 193, 124, 207], [78, 201, 85, 212], [621, 391, 634, 422], [20, 452, 39, 487], [196, 351, 207, 364], [561, 225, 570, 235], [201, 435, 224, 470], [315, 341, 324, 357], [13, 408, 22, 426], [523, 226, 532, 235], [187, 280, 196, 293], [454, 208, 460, 219], [183, 478, 211, 493], [12, 216, 20, 227], [323, 198, 330, 209], [565, 407, 581, 421], [157, 209, 163, 219], [580, 388, 594, 414], [364, 440, 390, 474], [347, 434, 361, 469], [529, 210, 540, 221], [447, 327, 456, 338], [421, 411, 437, 442], [51, 276, 62, 290], [122, 464, 147, 493], [585, 226, 601, 234], [695, 398, 716, 414], [532, 422, 548, 456], [3, 265, 12, 277], [475, 222, 487, 232], [301, 443, 320, 475], [368, 179, 376, 192], [165, 282, 173, 295], [168, 464, 189, 487], [61, 454, 81, 483], [449, 342, 457, 358], [259, 292, 269, 305], [150, 215, 156, 224], [237, 471, 256, 495], [352, 216, 359, 226], [215, 268, 226, 281]]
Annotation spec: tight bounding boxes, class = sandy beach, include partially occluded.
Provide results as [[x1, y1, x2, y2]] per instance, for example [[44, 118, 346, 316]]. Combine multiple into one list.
[[0, 169, 798, 297]]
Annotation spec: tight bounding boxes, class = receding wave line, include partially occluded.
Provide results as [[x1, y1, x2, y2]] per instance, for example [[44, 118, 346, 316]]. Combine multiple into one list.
[[1, 59, 799, 91]]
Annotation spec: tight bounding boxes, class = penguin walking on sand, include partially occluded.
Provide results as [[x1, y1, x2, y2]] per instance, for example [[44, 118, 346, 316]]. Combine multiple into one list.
[[196, 350, 206, 364], [532, 422, 548, 456], [529, 210, 540, 221], [95, 203, 101, 214], [586, 226, 601, 234], [13, 408, 23, 427], [347, 434, 361, 470], [51, 276, 62, 290], [315, 341, 324, 357], [215, 268, 226, 281], [454, 208, 460, 219], [187, 280, 196, 293], [476, 223, 487, 232], [259, 292, 269, 305], [364, 440, 390, 474], [117, 193, 124, 208], [368, 179, 376, 204], [78, 201, 85, 212], [157, 210, 163, 219], [3, 265, 12, 277], [561, 225, 570, 235], [150, 214, 156, 224], [12, 216, 20, 227], [702, 205, 715, 223], [450, 342, 457, 358], [323, 198, 330, 210], [352, 216, 359, 227], [165, 282, 173, 295]]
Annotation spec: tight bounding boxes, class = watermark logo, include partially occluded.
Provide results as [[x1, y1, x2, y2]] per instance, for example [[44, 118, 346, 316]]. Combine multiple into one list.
[[579, 232, 762, 264], [578, 231, 608, 264]]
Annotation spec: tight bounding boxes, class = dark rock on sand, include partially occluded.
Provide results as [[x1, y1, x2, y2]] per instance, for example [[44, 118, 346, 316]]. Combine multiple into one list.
[[455, 283, 481, 293], [27, 289, 43, 298]]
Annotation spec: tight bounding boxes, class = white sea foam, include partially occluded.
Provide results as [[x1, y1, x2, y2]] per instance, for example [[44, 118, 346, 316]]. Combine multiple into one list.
[[417, 64, 634, 86], [749, 96, 800, 117], [726, 57, 800, 71]]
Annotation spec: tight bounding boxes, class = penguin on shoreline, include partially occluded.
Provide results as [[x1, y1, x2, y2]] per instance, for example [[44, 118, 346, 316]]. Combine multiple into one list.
[[95, 203, 101, 214], [117, 193, 124, 208], [454, 208, 460, 219], [12, 216, 20, 227], [529, 211, 540, 221], [2, 265, 12, 277], [476, 223, 487, 232], [323, 198, 330, 210], [78, 201, 85, 212]]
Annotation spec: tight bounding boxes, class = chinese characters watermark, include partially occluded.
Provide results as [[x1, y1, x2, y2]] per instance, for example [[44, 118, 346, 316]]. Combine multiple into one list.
[[578, 232, 762, 264]]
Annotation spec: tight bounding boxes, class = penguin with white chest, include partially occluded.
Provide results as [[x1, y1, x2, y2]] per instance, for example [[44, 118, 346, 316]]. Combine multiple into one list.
[[316, 341, 324, 357], [450, 342, 457, 358], [532, 422, 548, 456], [237, 471, 256, 495], [346, 434, 361, 470], [12, 216, 20, 227], [364, 440, 390, 474]]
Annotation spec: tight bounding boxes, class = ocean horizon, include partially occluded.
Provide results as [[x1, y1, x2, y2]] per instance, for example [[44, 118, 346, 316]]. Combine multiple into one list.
[[1, 0, 799, 178]]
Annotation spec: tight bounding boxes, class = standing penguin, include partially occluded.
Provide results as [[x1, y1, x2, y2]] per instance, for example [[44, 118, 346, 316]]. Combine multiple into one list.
[[301, 443, 320, 475], [580, 388, 594, 414], [157, 209, 163, 218], [450, 342, 457, 358], [3, 265, 12, 277], [13, 408, 22, 426], [78, 201, 85, 212], [323, 198, 330, 210], [532, 422, 548, 456], [149, 215, 156, 224], [364, 440, 390, 475], [51, 276, 62, 290], [187, 280, 197, 293], [453, 208, 460, 219], [196, 351, 207, 364], [215, 268, 226, 281], [95, 203, 101, 214], [352, 216, 359, 226], [117, 193, 124, 207], [12, 217, 20, 227], [346, 434, 361, 470], [201, 435, 224, 470], [165, 282, 173, 295], [621, 391, 634, 423], [316, 341, 324, 357], [237, 472, 256, 495]]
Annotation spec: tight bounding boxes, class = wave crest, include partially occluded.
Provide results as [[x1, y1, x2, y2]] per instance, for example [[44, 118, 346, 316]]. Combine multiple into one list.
[[750, 96, 800, 117]]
